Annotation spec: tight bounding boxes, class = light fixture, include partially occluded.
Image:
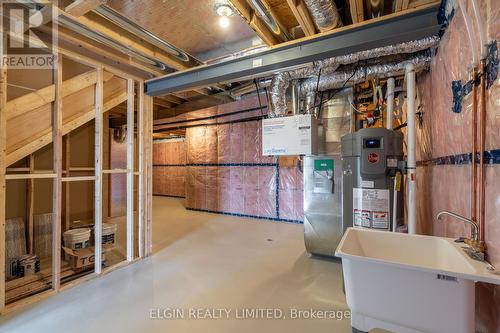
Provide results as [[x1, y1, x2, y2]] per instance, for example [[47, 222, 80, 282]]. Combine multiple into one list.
[[219, 16, 230, 28], [215, 2, 234, 28]]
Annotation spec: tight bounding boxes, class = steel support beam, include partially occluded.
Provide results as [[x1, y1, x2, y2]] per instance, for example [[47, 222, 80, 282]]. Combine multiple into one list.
[[145, 4, 441, 96]]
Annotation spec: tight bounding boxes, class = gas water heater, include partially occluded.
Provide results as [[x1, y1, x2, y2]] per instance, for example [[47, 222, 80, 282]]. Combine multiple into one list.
[[341, 128, 404, 231]]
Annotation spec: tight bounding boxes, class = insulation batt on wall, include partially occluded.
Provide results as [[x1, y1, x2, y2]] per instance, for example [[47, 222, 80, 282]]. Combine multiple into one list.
[[415, 0, 500, 331]]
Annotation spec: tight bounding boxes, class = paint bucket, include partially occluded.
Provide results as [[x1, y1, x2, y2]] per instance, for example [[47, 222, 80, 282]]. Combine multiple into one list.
[[18, 254, 40, 277], [63, 228, 91, 250], [101, 223, 117, 245]]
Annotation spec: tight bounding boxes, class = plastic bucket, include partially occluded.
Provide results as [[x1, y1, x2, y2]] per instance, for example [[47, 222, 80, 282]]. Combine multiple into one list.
[[102, 223, 117, 245], [18, 254, 40, 277], [63, 228, 91, 250]]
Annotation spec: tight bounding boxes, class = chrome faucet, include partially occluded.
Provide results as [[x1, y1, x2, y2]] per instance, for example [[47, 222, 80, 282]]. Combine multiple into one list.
[[436, 210, 485, 261], [436, 211, 479, 241]]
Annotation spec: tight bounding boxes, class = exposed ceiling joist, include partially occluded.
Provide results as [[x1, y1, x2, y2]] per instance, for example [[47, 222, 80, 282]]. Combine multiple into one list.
[[230, 0, 280, 45], [285, 0, 316, 36], [145, 4, 441, 96], [65, 0, 107, 17]]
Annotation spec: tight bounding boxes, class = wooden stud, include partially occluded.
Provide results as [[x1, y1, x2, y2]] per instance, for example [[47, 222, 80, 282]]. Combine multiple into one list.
[[102, 169, 128, 174], [5, 174, 57, 180], [145, 94, 154, 256], [138, 81, 145, 258], [355, 0, 364, 23], [61, 176, 96, 182], [0, 35, 7, 312], [64, 135, 70, 231], [94, 67, 104, 274], [27, 155, 35, 254], [126, 79, 135, 261], [65, 0, 107, 17], [286, 0, 316, 36], [51, 55, 63, 291]]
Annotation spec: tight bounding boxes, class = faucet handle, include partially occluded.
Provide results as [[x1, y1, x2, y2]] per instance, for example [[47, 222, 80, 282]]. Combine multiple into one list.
[[464, 239, 486, 252]]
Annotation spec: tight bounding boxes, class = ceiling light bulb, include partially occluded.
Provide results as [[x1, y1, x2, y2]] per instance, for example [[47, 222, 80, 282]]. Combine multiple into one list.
[[219, 16, 230, 28]]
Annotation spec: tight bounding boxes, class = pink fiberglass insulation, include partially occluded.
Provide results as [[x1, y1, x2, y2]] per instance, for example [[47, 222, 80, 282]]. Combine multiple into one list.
[[153, 140, 186, 197], [415, 0, 500, 330]]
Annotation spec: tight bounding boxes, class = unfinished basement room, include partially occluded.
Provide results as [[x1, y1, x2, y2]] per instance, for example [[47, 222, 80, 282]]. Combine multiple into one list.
[[0, 0, 499, 332]]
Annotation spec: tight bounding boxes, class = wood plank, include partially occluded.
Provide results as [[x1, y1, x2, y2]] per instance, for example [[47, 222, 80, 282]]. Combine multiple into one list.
[[5, 70, 112, 121], [5, 89, 127, 166], [349, 0, 359, 23], [230, 0, 279, 45], [395, 0, 403, 12], [0, 39, 7, 311], [138, 81, 145, 258], [64, 135, 70, 231], [126, 79, 134, 261], [355, 0, 364, 22], [27, 155, 35, 254], [402, 0, 410, 10], [145, 94, 154, 256], [52, 55, 63, 291], [94, 67, 104, 274], [65, 0, 107, 17], [286, 0, 316, 36]]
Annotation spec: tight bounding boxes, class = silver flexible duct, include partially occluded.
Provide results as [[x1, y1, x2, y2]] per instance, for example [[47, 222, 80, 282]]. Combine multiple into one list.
[[303, 0, 343, 32], [300, 53, 432, 92], [268, 36, 439, 117]]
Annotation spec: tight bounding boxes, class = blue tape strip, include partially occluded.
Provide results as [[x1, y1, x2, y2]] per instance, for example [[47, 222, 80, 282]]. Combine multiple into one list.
[[451, 80, 463, 113], [417, 148, 500, 166], [153, 194, 186, 199], [275, 163, 280, 219], [153, 164, 186, 167], [450, 40, 498, 113], [187, 163, 278, 167], [437, 0, 454, 38], [186, 207, 303, 224], [486, 41, 499, 89]]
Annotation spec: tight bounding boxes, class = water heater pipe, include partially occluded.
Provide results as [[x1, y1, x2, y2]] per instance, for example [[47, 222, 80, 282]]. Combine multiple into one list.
[[386, 77, 395, 130], [406, 64, 416, 235]]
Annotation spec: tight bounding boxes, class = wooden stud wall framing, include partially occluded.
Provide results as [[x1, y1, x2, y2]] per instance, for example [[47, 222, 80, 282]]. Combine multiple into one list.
[[0, 51, 153, 311]]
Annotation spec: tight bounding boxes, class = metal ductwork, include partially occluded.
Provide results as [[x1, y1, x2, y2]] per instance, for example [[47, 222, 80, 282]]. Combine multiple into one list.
[[94, 5, 200, 66], [300, 52, 431, 93], [303, 0, 343, 32], [248, 0, 292, 42], [268, 36, 439, 117]]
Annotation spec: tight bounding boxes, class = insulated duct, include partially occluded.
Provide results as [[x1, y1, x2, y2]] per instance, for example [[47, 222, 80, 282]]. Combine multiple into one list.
[[303, 0, 343, 32], [268, 36, 439, 117], [300, 52, 431, 92], [248, 0, 292, 42]]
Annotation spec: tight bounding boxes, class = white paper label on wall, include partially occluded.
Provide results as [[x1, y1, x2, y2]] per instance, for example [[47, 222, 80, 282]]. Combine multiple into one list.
[[262, 114, 315, 156], [360, 180, 374, 188], [252, 58, 263, 68], [353, 188, 390, 229]]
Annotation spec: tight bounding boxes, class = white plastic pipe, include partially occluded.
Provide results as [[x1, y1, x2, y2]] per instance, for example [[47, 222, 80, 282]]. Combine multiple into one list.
[[457, 0, 478, 67], [386, 78, 395, 130], [471, 0, 487, 60], [406, 64, 416, 235]]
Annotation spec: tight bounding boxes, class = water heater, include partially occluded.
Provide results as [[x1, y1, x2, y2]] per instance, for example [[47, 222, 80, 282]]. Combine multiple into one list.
[[341, 128, 404, 231]]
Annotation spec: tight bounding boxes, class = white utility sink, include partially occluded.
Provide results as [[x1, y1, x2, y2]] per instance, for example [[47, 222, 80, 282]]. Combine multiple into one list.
[[335, 228, 500, 333]]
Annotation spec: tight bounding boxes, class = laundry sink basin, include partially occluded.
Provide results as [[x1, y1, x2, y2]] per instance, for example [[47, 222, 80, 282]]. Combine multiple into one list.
[[335, 228, 500, 333]]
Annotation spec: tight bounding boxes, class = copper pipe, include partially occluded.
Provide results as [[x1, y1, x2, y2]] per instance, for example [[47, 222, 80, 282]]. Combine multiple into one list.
[[471, 67, 477, 225], [478, 59, 486, 242]]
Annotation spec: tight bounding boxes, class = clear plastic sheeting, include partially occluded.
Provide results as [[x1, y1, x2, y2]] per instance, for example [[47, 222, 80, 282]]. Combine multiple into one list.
[[279, 164, 304, 221], [269, 37, 439, 117], [414, 0, 500, 331], [303, 0, 343, 32]]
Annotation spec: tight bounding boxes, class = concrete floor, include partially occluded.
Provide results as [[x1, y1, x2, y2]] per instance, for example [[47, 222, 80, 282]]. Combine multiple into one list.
[[0, 196, 354, 333]]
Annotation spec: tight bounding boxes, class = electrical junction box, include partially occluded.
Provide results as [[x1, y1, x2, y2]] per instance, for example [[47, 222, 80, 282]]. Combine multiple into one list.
[[262, 114, 317, 156]]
